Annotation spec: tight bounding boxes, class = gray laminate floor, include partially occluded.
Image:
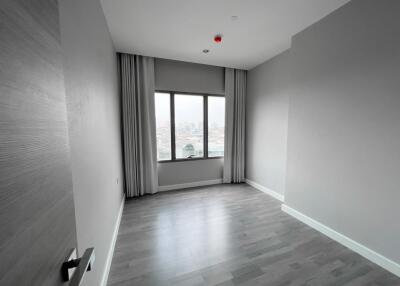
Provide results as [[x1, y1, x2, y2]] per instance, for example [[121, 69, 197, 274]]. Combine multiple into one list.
[[108, 184, 400, 286]]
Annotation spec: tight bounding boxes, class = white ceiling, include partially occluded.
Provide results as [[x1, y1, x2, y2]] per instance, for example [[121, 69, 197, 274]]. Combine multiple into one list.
[[101, 0, 350, 70]]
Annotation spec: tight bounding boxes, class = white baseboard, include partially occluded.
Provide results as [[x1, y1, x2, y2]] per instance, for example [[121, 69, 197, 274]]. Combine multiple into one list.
[[282, 204, 400, 278], [245, 179, 285, 202], [158, 179, 222, 192], [101, 195, 125, 286]]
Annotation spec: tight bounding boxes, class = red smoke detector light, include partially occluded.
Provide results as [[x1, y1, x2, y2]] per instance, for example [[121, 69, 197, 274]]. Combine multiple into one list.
[[214, 34, 222, 43]]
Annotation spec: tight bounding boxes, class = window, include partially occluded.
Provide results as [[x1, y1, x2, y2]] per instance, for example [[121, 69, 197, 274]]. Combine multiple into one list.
[[175, 94, 204, 159], [154, 91, 225, 161], [208, 96, 225, 157], [155, 92, 172, 160]]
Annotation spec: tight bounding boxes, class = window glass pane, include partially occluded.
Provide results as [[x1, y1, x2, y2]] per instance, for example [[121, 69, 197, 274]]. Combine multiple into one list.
[[208, 97, 225, 157], [175, 94, 203, 159], [155, 92, 171, 160]]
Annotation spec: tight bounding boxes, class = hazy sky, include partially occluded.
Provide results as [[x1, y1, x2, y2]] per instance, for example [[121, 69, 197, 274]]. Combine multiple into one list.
[[155, 93, 225, 127]]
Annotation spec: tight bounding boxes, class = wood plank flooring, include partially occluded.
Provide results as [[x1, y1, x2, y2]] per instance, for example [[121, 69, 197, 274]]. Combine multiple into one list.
[[108, 184, 400, 286]]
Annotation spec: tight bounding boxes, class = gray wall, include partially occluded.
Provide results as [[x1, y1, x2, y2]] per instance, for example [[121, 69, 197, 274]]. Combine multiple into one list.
[[246, 50, 290, 196], [158, 159, 223, 186], [286, 0, 400, 264], [155, 58, 225, 186], [155, 58, 225, 95], [59, 0, 124, 285]]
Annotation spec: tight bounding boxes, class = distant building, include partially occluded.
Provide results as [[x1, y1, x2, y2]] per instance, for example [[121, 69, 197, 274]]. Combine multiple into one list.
[[182, 144, 195, 158]]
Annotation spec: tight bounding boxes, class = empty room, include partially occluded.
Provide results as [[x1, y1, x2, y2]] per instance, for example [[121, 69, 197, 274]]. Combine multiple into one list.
[[1, 0, 400, 285]]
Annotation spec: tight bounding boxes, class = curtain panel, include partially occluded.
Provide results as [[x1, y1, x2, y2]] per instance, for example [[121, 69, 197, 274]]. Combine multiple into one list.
[[223, 68, 247, 183], [118, 53, 158, 197]]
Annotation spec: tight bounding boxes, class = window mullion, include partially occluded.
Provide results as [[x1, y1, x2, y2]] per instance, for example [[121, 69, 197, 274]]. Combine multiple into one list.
[[170, 92, 176, 160], [204, 95, 208, 159]]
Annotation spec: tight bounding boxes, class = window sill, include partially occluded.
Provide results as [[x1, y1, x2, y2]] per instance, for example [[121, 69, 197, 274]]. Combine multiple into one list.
[[157, 156, 223, 163]]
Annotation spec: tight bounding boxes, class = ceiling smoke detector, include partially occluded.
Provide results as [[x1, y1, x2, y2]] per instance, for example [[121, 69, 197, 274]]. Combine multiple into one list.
[[202, 49, 210, 53], [214, 34, 222, 43]]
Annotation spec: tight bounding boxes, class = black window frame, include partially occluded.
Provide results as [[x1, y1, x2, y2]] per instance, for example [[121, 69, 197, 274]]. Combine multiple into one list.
[[155, 90, 225, 163]]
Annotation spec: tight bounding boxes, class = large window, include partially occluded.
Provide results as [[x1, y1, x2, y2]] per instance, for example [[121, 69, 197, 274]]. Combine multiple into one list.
[[175, 94, 204, 159], [208, 96, 225, 157], [154, 92, 172, 160], [155, 91, 225, 161]]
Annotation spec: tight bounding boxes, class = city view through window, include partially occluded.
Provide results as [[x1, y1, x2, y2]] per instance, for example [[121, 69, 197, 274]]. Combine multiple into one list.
[[208, 96, 225, 157], [175, 94, 203, 159], [154, 92, 225, 161], [154, 92, 171, 160]]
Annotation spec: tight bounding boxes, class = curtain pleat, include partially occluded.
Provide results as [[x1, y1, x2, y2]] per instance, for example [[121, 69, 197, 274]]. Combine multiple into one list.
[[223, 68, 247, 183], [119, 53, 158, 197]]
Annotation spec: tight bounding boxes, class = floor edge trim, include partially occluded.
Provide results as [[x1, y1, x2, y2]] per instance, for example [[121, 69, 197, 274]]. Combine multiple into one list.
[[282, 204, 400, 278], [158, 179, 223, 192], [245, 179, 285, 202], [101, 194, 125, 286]]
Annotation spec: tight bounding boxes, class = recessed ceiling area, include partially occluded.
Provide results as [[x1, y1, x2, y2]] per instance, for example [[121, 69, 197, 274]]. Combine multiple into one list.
[[101, 0, 350, 70]]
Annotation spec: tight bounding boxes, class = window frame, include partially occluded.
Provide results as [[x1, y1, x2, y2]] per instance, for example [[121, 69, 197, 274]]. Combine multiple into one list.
[[155, 90, 225, 163]]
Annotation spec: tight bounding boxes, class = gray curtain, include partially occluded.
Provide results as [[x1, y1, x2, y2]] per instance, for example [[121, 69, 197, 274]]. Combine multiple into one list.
[[223, 68, 247, 183], [118, 53, 158, 197]]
